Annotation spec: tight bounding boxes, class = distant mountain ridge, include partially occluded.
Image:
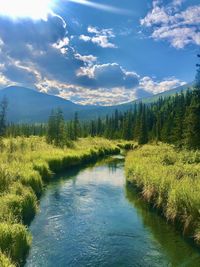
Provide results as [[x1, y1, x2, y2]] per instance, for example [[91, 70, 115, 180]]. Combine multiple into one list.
[[0, 84, 192, 123], [0, 86, 95, 123], [138, 83, 193, 104]]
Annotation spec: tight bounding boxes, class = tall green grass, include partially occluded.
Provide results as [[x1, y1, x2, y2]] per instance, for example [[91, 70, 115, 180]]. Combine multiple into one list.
[[0, 224, 31, 265], [0, 136, 131, 266], [125, 143, 200, 244], [0, 252, 15, 267]]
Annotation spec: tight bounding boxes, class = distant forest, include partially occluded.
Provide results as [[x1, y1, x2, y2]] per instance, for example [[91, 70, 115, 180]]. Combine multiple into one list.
[[1, 56, 200, 150]]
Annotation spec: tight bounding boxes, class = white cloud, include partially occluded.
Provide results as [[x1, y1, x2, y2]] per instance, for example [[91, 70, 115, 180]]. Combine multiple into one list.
[[52, 37, 70, 54], [172, 0, 184, 7], [35, 75, 138, 106], [79, 26, 117, 48], [152, 26, 200, 49], [75, 53, 97, 65], [79, 35, 91, 42], [139, 76, 186, 94], [0, 72, 12, 88], [33, 69, 186, 106], [88, 26, 115, 37], [141, 5, 170, 26], [140, 1, 200, 48]]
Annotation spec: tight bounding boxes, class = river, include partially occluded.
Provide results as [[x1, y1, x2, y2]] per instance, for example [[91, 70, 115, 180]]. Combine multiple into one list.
[[25, 156, 200, 267]]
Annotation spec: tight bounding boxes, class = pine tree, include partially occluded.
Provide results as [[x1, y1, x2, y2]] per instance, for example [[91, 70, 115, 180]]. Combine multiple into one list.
[[0, 97, 8, 136], [73, 112, 80, 140], [184, 90, 200, 149], [46, 109, 66, 147], [46, 110, 56, 144], [138, 104, 148, 145], [55, 109, 65, 147], [195, 54, 200, 88], [122, 111, 133, 140], [184, 56, 200, 149], [172, 92, 185, 146], [155, 112, 162, 142], [97, 117, 103, 136]]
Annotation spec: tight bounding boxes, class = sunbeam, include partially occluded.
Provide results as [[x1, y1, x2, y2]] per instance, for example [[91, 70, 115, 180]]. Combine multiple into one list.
[[0, 0, 54, 20], [67, 0, 132, 15]]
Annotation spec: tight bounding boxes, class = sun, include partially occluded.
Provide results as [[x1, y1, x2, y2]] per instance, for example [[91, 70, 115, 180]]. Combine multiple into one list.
[[0, 0, 55, 20]]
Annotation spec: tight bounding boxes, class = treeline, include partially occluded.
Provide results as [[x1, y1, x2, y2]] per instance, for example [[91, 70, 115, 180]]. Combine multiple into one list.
[[2, 87, 200, 150], [79, 88, 200, 149], [4, 86, 200, 150]]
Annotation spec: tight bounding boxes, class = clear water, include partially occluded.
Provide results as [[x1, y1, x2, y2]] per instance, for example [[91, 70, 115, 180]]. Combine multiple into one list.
[[25, 157, 200, 267]]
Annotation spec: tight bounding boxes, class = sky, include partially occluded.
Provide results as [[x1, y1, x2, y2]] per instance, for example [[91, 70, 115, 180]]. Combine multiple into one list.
[[0, 0, 199, 105]]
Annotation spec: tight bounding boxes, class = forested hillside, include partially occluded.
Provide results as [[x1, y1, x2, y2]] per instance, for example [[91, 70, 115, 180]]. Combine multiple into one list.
[[0, 83, 191, 123], [86, 87, 200, 149], [5, 84, 199, 150]]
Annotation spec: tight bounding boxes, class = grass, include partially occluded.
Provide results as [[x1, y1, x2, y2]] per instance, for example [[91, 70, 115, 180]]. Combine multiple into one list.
[[0, 136, 131, 266], [0, 223, 31, 265], [0, 252, 15, 267], [125, 143, 200, 244]]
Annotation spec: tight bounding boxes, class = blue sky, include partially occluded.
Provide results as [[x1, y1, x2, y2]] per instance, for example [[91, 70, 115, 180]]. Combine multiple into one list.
[[0, 0, 199, 105]]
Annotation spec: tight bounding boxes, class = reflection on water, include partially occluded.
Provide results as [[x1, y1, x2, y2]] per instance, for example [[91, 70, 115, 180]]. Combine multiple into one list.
[[126, 185, 200, 267], [25, 157, 200, 267]]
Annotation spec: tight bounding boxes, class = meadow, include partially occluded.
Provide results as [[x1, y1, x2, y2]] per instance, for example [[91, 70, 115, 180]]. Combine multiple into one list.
[[0, 136, 130, 266], [125, 143, 200, 244]]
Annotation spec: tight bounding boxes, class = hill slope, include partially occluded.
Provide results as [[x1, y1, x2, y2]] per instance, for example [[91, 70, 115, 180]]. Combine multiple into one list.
[[79, 83, 193, 119], [0, 84, 192, 123], [0, 86, 95, 123]]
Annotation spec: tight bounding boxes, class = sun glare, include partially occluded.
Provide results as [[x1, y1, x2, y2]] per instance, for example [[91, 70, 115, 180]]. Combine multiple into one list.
[[0, 0, 54, 20]]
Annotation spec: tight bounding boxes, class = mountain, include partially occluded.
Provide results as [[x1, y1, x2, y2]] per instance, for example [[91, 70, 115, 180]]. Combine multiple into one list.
[[0, 84, 193, 123], [79, 83, 193, 119], [138, 83, 193, 104], [0, 86, 95, 123]]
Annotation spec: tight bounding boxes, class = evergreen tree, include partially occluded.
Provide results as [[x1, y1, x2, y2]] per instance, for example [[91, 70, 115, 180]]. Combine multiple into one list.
[[73, 112, 80, 140], [138, 105, 148, 145], [184, 56, 200, 149], [55, 109, 65, 147], [97, 117, 103, 136], [184, 90, 200, 149], [122, 111, 133, 140], [195, 54, 200, 88], [0, 97, 8, 136], [172, 92, 185, 146], [46, 109, 66, 147], [46, 110, 56, 144]]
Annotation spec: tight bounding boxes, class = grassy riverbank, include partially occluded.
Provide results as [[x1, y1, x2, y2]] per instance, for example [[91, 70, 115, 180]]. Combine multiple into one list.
[[0, 136, 130, 266], [125, 144, 200, 244]]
